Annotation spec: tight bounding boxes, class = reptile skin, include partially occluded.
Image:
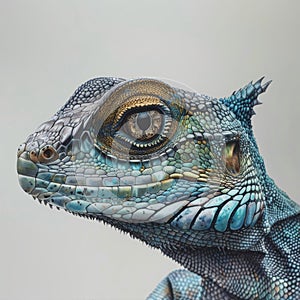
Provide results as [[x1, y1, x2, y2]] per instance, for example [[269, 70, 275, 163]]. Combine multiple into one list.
[[17, 77, 300, 299]]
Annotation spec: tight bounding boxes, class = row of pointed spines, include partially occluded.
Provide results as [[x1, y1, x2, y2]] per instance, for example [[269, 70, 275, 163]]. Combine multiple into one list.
[[219, 77, 272, 129], [37, 198, 99, 221]]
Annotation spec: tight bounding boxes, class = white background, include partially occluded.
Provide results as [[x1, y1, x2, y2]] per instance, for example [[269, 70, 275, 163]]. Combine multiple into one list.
[[0, 1, 299, 299]]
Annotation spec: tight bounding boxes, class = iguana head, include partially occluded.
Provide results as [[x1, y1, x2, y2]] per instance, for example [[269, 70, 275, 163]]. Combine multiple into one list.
[[17, 77, 271, 248]]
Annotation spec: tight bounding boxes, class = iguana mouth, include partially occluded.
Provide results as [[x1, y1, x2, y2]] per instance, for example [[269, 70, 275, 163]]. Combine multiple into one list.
[[17, 140, 264, 232]]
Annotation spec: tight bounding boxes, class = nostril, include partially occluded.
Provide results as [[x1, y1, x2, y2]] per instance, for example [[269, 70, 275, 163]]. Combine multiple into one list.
[[17, 143, 26, 158], [38, 145, 59, 163], [29, 150, 39, 163]]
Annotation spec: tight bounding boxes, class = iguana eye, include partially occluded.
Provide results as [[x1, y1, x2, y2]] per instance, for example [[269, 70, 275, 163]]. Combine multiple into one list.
[[94, 78, 185, 157], [223, 140, 240, 175], [114, 104, 172, 151]]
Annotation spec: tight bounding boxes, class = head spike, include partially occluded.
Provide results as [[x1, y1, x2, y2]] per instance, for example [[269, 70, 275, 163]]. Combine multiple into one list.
[[253, 99, 263, 106], [254, 76, 265, 89], [262, 80, 272, 92], [219, 77, 271, 135]]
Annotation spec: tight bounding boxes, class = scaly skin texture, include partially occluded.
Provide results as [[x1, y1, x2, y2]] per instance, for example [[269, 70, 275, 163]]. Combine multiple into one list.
[[17, 77, 300, 299]]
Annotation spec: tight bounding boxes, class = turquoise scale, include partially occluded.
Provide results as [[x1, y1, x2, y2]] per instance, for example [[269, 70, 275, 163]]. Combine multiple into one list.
[[245, 202, 256, 227], [214, 200, 239, 232], [171, 206, 200, 230], [65, 200, 91, 213], [204, 194, 231, 207], [51, 195, 72, 207], [192, 207, 218, 230], [230, 204, 246, 230]]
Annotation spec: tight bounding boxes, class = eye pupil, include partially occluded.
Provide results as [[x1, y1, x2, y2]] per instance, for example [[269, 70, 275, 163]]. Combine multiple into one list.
[[137, 112, 151, 131], [124, 109, 163, 141]]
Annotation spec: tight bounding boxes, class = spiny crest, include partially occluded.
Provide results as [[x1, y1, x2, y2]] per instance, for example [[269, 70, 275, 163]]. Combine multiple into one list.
[[219, 77, 272, 134]]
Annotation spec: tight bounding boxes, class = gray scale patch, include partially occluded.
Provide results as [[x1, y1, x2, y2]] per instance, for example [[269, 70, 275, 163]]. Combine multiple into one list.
[[132, 209, 155, 221], [96, 169, 106, 175], [163, 166, 176, 174], [142, 168, 153, 175], [60, 126, 73, 144], [118, 207, 137, 215], [87, 202, 111, 213], [32, 187, 49, 197], [98, 187, 117, 198], [147, 203, 165, 210], [149, 200, 188, 223], [112, 214, 123, 219], [123, 201, 136, 207], [131, 170, 141, 177], [103, 205, 123, 215], [85, 177, 104, 186], [119, 176, 136, 186], [51, 121, 64, 132], [135, 175, 152, 185], [72, 175, 86, 185], [84, 168, 96, 175], [103, 177, 120, 187], [135, 202, 148, 209], [152, 171, 167, 182]]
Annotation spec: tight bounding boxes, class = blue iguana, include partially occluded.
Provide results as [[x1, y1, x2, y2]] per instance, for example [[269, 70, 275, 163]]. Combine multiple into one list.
[[17, 77, 300, 299]]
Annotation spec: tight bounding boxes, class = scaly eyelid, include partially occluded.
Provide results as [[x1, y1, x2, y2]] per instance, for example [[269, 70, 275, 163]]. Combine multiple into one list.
[[113, 96, 164, 125]]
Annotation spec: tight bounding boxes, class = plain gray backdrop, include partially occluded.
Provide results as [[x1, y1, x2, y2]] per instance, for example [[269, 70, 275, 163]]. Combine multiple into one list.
[[1, 1, 299, 299]]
